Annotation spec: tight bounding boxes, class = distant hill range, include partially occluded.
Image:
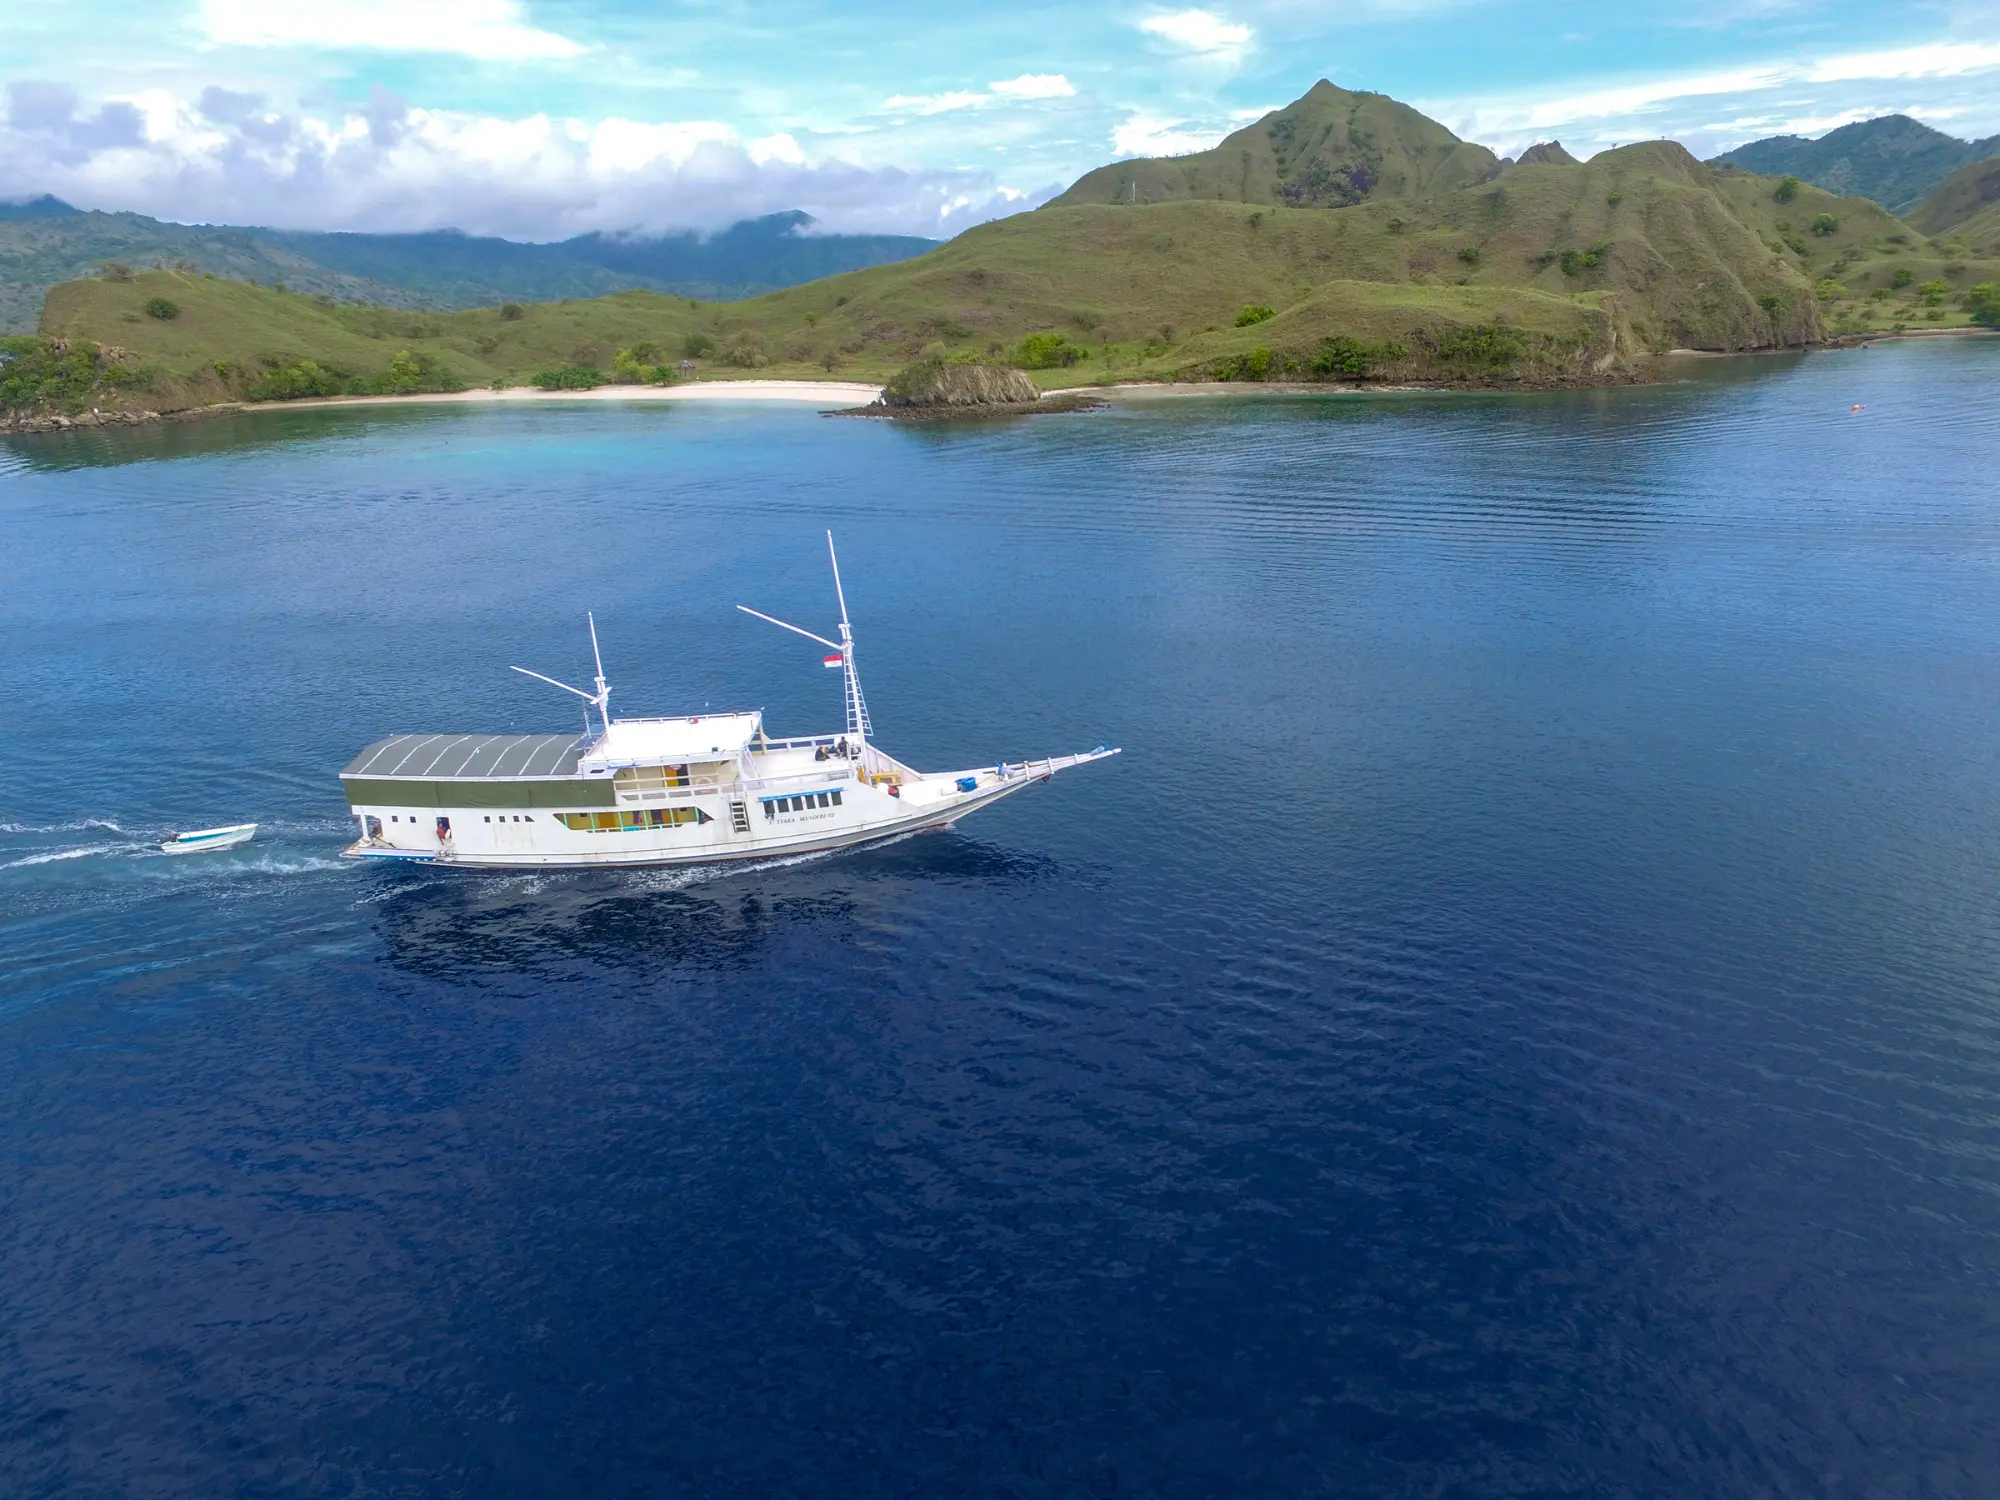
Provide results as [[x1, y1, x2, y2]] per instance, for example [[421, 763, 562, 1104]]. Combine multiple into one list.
[[0, 197, 938, 332], [1707, 115, 2000, 213]]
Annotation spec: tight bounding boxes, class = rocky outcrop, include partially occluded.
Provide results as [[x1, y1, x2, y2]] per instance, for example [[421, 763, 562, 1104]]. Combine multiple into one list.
[[0, 406, 164, 434], [878, 358, 1040, 408]]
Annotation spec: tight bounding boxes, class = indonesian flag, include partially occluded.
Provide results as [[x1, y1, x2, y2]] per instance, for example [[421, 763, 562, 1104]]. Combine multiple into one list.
[[823, 653, 844, 668]]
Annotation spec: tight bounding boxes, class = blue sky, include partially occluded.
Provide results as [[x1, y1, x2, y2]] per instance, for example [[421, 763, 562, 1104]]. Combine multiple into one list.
[[3, 0, 1998, 239]]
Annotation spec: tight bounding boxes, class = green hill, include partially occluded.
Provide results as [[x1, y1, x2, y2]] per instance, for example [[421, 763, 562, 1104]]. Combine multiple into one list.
[[19, 84, 2000, 422], [1046, 80, 1500, 209], [1709, 116, 2000, 213], [0, 199, 938, 334], [1905, 157, 2000, 253], [0, 198, 418, 334]]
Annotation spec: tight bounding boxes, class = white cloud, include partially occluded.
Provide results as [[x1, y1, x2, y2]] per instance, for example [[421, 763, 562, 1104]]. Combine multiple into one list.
[[585, 118, 737, 174], [884, 74, 1077, 114], [989, 73, 1077, 100], [196, 0, 586, 63], [1111, 112, 1226, 157], [749, 132, 806, 165], [1806, 40, 2000, 82], [1139, 9, 1254, 58], [1427, 35, 2000, 158], [1459, 65, 1789, 136], [883, 90, 991, 116], [0, 86, 1037, 238]]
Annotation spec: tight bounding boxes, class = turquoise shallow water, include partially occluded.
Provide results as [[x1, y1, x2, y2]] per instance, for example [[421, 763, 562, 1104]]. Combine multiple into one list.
[[3, 341, 2000, 1497]]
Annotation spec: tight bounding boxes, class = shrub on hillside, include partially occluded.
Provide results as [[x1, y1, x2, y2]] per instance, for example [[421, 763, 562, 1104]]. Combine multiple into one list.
[[143, 297, 180, 320], [1811, 214, 1838, 236], [1773, 175, 1801, 204], [350, 349, 466, 396], [1431, 324, 1525, 370], [531, 364, 604, 390], [0, 335, 140, 411], [1814, 278, 1848, 302], [99, 262, 134, 282], [612, 343, 677, 384], [1212, 347, 1272, 381], [1917, 278, 1951, 308], [1457, 247, 1481, 265], [1307, 335, 1404, 380], [248, 359, 346, 400], [1557, 244, 1609, 277], [1965, 284, 2000, 328], [499, 302, 525, 321], [681, 331, 717, 359], [1015, 332, 1081, 369], [1235, 305, 1276, 327], [1890, 267, 1915, 288]]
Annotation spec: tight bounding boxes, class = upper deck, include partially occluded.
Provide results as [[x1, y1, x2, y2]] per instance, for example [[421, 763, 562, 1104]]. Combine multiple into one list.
[[342, 732, 588, 781]]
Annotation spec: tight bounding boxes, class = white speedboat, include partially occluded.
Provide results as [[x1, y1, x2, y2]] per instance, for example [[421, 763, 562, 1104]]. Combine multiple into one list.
[[340, 535, 1119, 870], [162, 823, 257, 854]]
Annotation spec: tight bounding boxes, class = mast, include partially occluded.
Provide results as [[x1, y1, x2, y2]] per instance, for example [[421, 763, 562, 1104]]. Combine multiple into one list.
[[826, 531, 872, 744], [586, 611, 612, 730], [737, 533, 875, 746], [511, 615, 614, 737]]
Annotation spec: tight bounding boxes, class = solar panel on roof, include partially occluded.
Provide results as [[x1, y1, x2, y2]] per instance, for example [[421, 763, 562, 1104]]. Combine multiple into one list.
[[341, 733, 588, 779]]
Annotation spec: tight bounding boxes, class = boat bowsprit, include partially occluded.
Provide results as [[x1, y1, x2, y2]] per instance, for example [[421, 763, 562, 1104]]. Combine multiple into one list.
[[162, 823, 257, 854], [338, 534, 1120, 871]]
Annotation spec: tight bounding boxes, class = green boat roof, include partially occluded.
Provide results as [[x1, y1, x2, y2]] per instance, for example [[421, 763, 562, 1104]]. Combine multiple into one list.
[[342, 733, 589, 780]]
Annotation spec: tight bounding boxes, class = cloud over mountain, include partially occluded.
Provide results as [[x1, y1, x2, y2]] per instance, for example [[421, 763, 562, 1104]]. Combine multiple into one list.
[[0, 84, 1037, 239]]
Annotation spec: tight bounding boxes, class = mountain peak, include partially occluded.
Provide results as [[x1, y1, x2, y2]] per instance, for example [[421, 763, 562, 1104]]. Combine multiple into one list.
[[1045, 80, 1498, 210], [1515, 141, 1578, 168], [0, 194, 79, 220]]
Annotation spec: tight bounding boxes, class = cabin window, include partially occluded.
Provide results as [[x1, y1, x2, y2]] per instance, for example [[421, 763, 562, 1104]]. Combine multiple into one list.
[[558, 808, 709, 832], [614, 763, 692, 795], [761, 788, 843, 817]]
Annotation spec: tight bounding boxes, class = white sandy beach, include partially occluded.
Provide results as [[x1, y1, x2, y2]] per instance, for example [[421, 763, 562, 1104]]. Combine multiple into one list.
[[281, 379, 886, 415]]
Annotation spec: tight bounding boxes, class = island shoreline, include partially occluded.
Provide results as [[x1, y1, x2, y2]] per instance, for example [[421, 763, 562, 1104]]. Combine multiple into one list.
[[4, 330, 1993, 437]]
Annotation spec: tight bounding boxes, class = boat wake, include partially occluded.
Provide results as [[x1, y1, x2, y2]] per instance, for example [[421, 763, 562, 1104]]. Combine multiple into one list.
[[0, 841, 148, 869], [0, 818, 130, 835]]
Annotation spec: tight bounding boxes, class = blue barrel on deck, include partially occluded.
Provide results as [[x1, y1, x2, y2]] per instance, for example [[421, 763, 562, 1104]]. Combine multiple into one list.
[[956, 776, 978, 793]]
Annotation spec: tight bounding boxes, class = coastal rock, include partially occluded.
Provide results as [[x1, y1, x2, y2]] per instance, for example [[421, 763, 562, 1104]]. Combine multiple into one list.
[[878, 358, 1040, 409]]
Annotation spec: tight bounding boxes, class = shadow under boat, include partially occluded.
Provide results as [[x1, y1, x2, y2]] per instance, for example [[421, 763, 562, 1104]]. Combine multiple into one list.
[[366, 831, 1059, 979]]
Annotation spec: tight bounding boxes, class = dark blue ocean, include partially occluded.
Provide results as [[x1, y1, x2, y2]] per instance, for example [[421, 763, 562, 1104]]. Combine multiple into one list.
[[4, 341, 2000, 1498]]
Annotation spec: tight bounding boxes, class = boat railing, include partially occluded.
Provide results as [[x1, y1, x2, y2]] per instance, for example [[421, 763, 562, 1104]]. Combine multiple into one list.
[[611, 737, 928, 805]]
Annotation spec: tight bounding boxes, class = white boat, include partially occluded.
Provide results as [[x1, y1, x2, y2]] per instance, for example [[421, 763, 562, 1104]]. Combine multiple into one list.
[[340, 534, 1119, 870], [162, 823, 257, 854]]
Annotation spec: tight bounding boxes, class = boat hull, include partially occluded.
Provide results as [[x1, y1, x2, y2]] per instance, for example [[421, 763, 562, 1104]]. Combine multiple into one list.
[[341, 750, 1116, 871], [162, 824, 256, 855]]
